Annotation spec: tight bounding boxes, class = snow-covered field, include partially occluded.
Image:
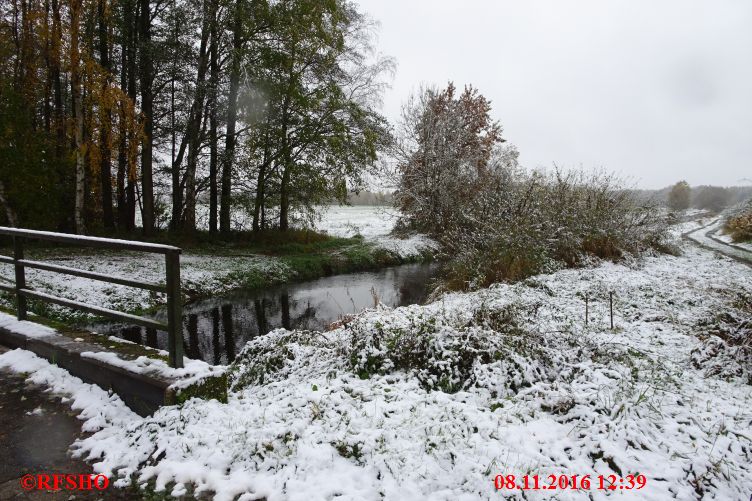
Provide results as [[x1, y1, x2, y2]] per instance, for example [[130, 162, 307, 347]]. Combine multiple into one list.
[[1, 234, 750, 500], [316, 205, 436, 258], [316, 205, 399, 238], [183, 204, 394, 234], [196, 204, 437, 257]]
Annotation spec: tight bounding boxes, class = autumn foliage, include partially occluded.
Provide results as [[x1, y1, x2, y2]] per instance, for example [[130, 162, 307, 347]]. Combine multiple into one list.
[[394, 83, 669, 290], [395, 83, 504, 233]]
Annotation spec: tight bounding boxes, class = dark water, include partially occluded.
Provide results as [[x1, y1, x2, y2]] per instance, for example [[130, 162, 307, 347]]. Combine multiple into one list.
[[94, 263, 439, 364]]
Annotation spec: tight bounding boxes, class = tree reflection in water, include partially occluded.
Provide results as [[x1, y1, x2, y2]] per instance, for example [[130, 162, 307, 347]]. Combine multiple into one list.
[[97, 263, 438, 364]]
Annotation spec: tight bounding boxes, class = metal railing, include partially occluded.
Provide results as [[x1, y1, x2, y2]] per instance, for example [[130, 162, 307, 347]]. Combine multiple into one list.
[[0, 227, 184, 367]]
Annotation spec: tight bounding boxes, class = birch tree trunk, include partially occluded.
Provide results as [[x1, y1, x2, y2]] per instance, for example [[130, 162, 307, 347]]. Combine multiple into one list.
[[138, 0, 154, 234], [70, 0, 86, 234], [182, 0, 211, 231], [98, 0, 114, 229]]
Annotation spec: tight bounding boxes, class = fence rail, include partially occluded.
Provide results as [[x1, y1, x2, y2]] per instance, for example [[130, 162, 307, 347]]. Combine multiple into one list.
[[0, 227, 184, 367]]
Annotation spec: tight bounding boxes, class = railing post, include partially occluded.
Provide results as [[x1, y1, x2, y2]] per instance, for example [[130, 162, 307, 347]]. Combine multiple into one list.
[[165, 249, 183, 368], [13, 236, 27, 321]]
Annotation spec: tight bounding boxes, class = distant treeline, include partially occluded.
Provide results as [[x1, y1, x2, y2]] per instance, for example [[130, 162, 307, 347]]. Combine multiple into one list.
[[632, 184, 752, 212], [345, 191, 394, 206]]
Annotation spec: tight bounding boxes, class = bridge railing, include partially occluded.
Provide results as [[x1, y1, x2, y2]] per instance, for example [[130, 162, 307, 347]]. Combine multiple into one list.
[[0, 227, 184, 367]]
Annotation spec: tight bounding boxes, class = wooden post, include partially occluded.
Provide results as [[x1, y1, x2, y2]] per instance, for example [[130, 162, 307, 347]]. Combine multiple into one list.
[[13, 236, 27, 321], [609, 291, 614, 330], [584, 295, 589, 326], [165, 249, 183, 368]]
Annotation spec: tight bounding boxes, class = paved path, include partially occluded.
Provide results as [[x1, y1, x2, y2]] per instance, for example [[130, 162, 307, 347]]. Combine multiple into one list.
[[0, 346, 133, 500]]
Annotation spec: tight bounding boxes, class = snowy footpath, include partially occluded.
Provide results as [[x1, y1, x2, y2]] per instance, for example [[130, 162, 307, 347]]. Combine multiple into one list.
[[0, 237, 750, 500], [686, 218, 752, 263]]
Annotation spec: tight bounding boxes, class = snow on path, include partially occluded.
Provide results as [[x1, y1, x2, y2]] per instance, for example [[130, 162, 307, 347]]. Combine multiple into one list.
[[685, 218, 752, 264], [0, 349, 137, 434], [715, 230, 752, 252]]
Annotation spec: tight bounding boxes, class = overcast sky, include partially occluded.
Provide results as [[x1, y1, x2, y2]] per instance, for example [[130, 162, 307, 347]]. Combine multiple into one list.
[[354, 0, 752, 189]]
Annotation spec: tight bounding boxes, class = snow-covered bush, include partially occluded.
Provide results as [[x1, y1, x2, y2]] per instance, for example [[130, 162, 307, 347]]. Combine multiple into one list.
[[391, 83, 505, 235], [691, 290, 752, 383], [724, 204, 752, 242], [347, 303, 562, 393], [437, 167, 670, 290], [230, 300, 584, 397], [229, 329, 345, 390], [390, 83, 670, 290]]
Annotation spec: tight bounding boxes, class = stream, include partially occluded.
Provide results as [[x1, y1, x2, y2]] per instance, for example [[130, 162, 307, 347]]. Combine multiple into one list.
[[94, 262, 440, 364]]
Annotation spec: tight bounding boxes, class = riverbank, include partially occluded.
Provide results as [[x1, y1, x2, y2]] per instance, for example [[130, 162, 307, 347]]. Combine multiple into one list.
[[99, 262, 441, 365], [0, 229, 436, 326]]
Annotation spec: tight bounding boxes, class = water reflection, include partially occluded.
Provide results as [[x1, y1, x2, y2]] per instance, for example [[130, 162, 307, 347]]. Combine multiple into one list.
[[93, 263, 439, 364]]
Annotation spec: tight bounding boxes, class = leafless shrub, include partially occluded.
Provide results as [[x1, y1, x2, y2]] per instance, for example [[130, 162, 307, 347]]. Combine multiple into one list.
[[435, 162, 669, 290]]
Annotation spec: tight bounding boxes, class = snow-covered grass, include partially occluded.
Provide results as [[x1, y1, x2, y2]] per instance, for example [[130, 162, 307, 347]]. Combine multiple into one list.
[[1, 236, 750, 500]]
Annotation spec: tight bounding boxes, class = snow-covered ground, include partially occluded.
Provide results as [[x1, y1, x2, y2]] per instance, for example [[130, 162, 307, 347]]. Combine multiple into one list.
[[180, 203, 426, 241], [178, 204, 395, 235], [1, 235, 750, 500], [194, 203, 437, 257], [0, 348, 137, 434], [316, 205, 399, 238]]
